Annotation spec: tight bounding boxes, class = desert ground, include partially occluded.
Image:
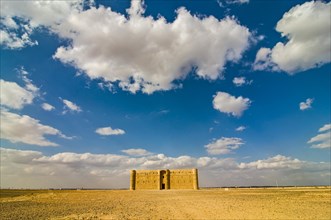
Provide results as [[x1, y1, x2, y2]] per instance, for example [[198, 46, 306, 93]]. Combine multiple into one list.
[[1, 187, 330, 219]]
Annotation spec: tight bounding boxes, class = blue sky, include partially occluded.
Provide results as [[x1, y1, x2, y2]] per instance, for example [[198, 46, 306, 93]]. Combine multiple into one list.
[[1, 0, 330, 188]]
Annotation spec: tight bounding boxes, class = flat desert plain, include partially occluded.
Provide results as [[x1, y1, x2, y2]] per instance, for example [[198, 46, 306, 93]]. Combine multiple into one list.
[[1, 187, 330, 219]]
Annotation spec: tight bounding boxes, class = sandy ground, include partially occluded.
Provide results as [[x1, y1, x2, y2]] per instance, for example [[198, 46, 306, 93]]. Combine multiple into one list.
[[1, 187, 330, 219]]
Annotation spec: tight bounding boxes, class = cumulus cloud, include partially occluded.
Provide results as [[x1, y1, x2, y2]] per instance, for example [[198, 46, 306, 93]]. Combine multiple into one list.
[[121, 148, 152, 156], [1, 147, 329, 189], [53, 0, 252, 94], [0, 110, 71, 146], [299, 98, 314, 111], [238, 155, 302, 170], [0, 68, 40, 109], [253, 48, 275, 71], [233, 77, 252, 87], [95, 126, 125, 136], [1, 16, 18, 29], [254, 1, 331, 73], [0, 79, 35, 109], [205, 137, 244, 155], [0, 29, 38, 49], [41, 103, 55, 111], [1, 0, 252, 93], [308, 124, 331, 149], [0, 0, 84, 49], [60, 98, 82, 113], [236, 126, 246, 131], [212, 91, 251, 117], [233, 77, 245, 86]]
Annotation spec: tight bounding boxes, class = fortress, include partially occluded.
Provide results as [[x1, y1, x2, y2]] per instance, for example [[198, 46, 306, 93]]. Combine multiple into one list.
[[130, 168, 198, 190]]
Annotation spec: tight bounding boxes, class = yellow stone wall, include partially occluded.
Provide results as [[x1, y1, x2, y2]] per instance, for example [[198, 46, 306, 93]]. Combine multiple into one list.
[[169, 170, 194, 189], [135, 170, 160, 190], [130, 169, 198, 190]]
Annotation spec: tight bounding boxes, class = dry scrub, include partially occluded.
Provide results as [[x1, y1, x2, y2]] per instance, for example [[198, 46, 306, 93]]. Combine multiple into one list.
[[1, 187, 330, 219]]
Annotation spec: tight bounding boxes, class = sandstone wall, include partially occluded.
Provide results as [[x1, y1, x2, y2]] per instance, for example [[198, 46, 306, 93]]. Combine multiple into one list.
[[135, 170, 160, 190], [169, 170, 194, 189]]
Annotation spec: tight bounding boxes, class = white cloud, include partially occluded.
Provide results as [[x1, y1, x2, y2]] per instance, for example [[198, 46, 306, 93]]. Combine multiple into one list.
[[53, 0, 251, 94], [227, 0, 249, 4], [0, 29, 38, 49], [205, 137, 244, 155], [236, 126, 246, 131], [319, 124, 331, 132], [0, 0, 84, 49], [238, 155, 302, 170], [308, 124, 331, 149], [254, 1, 331, 73], [95, 126, 125, 136], [253, 47, 275, 71], [0, 68, 39, 109], [0, 79, 35, 110], [18, 67, 40, 93], [60, 98, 82, 113], [217, 0, 249, 7], [41, 103, 55, 111], [2, 0, 252, 93], [0, 110, 71, 146], [1, 0, 84, 28], [299, 98, 314, 111], [308, 132, 331, 149], [212, 91, 251, 117], [1, 16, 18, 29], [233, 77, 245, 86], [232, 77, 252, 87], [121, 148, 152, 156], [98, 82, 115, 93], [1, 147, 329, 189]]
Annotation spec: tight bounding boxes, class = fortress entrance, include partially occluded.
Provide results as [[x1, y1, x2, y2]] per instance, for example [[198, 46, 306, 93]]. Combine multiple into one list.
[[160, 170, 168, 190]]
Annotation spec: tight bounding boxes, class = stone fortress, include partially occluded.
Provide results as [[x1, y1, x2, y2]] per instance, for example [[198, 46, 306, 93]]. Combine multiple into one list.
[[130, 168, 198, 190]]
